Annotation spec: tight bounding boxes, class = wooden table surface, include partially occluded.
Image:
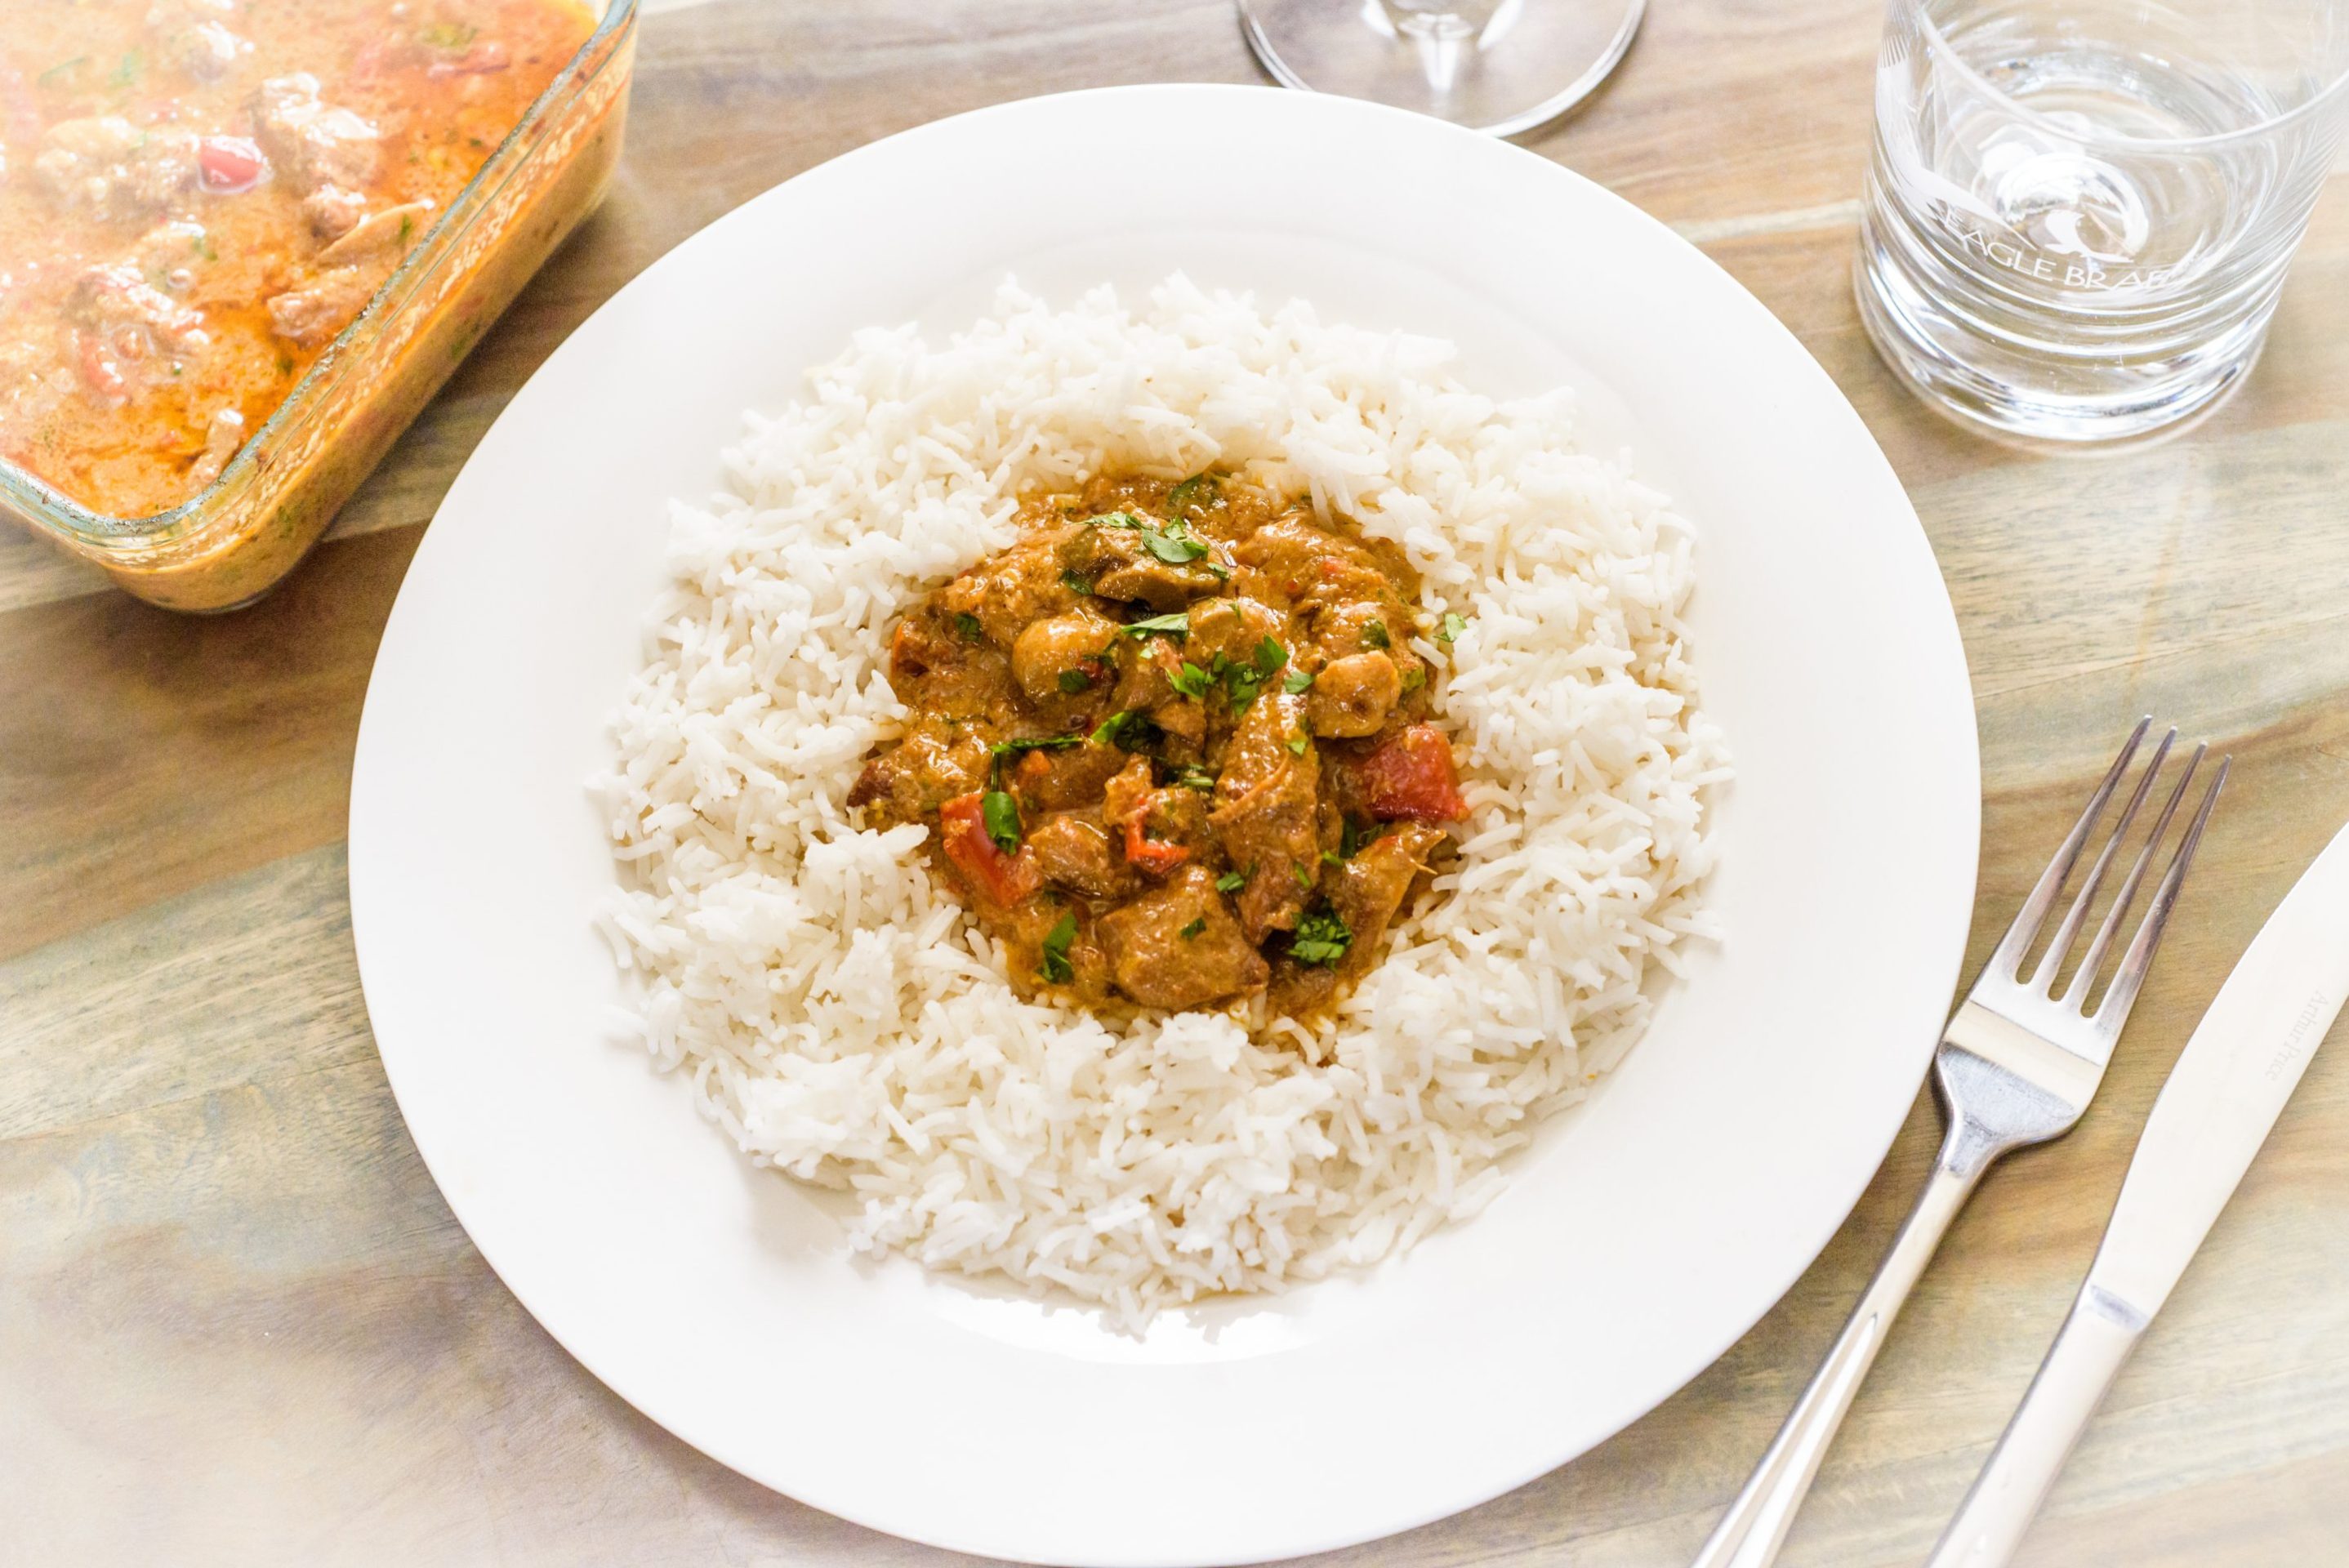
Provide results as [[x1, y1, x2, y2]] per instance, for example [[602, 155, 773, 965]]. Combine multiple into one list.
[[7, 2, 2347, 1562]]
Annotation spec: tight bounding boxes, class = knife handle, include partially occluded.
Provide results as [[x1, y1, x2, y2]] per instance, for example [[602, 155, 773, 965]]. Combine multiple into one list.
[[1927, 1283, 2146, 1568]]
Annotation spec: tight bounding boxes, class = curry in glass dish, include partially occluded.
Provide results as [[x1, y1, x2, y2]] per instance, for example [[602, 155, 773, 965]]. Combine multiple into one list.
[[0, 0, 635, 610], [851, 471, 1472, 1025]]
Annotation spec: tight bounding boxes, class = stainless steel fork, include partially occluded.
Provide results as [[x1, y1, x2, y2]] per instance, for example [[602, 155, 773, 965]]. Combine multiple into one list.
[[1692, 718, 2227, 1568]]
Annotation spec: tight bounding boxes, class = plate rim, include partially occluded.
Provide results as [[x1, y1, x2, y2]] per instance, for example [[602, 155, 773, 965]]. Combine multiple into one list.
[[350, 81, 1979, 1566]]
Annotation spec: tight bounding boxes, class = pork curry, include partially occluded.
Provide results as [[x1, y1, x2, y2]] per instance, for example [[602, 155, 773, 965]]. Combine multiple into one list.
[[0, 0, 595, 519], [852, 471, 1473, 1024]]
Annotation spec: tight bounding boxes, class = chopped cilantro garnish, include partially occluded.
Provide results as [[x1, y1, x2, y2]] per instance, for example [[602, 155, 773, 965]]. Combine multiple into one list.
[[1286, 733, 1309, 756], [1440, 612, 1469, 644], [1289, 908, 1353, 967], [1140, 519, 1209, 564], [988, 733, 1082, 786], [953, 611, 984, 641], [1399, 663, 1427, 693], [1058, 669, 1092, 694], [992, 734, 1082, 760], [1322, 849, 1342, 866], [1167, 473, 1216, 512], [38, 56, 88, 87], [106, 49, 142, 90], [1090, 510, 1149, 530], [1292, 862, 1316, 889], [1093, 710, 1161, 751], [981, 791, 1022, 853], [1059, 569, 1092, 595], [1221, 638, 1290, 715], [1121, 611, 1190, 639], [1281, 668, 1315, 695], [1339, 817, 1382, 859], [1039, 913, 1077, 983], [1362, 620, 1391, 650], [1179, 916, 1207, 941], [1215, 871, 1247, 894], [1170, 661, 1213, 700], [1174, 765, 1217, 791]]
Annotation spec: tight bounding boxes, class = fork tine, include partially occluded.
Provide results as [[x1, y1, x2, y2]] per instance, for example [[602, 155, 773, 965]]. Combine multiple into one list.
[[2030, 726, 2177, 993], [2062, 741, 2199, 1009], [1989, 716, 2151, 980], [2093, 755, 2229, 1031]]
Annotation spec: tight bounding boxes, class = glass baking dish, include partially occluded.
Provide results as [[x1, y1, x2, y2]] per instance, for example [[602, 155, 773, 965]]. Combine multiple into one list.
[[0, 0, 640, 612]]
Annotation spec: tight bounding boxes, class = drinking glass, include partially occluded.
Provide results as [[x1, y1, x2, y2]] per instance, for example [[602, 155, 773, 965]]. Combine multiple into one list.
[[1857, 0, 2349, 445], [1238, 0, 1645, 136]]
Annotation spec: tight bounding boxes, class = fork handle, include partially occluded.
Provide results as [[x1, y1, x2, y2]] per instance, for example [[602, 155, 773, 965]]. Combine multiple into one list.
[[1925, 1284, 2145, 1568], [1691, 1120, 1990, 1568]]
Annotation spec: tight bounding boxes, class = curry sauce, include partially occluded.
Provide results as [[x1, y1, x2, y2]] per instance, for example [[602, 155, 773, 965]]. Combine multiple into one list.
[[0, 0, 595, 519], [851, 472, 1471, 1027]]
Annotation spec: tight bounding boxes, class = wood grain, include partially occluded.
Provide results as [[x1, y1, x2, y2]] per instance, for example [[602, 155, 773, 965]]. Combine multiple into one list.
[[0, 525, 421, 964], [5, 1, 2349, 1563]]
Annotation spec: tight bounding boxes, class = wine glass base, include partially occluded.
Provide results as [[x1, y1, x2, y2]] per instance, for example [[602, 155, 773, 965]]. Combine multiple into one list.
[[1239, 0, 1644, 138]]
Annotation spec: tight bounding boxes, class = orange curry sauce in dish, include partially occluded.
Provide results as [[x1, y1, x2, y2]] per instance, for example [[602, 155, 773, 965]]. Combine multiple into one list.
[[851, 470, 1473, 1030], [0, 0, 595, 519]]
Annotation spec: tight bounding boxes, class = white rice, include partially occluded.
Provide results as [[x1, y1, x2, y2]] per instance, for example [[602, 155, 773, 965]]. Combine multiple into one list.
[[599, 276, 1727, 1329]]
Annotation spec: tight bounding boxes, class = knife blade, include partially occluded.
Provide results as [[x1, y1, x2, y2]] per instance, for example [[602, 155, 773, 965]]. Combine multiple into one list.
[[2087, 814, 2349, 1322], [1928, 815, 2349, 1568]]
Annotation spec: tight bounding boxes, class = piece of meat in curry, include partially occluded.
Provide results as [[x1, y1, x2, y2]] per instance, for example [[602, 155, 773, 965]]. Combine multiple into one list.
[[850, 472, 1471, 1023]]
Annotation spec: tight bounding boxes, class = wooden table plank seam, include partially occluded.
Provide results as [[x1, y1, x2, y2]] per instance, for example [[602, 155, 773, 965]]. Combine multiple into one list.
[[6, 2, 2349, 1563]]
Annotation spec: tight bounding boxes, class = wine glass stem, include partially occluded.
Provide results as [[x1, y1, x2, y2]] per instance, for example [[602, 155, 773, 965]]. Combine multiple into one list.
[[1379, 0, 1498, 93]]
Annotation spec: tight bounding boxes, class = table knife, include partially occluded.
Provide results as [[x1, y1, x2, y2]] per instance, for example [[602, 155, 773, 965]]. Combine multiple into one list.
[[1927, 816, 2349, 1568]]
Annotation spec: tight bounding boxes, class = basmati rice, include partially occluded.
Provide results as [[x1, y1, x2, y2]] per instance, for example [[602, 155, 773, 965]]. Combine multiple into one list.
[[600, 276, 1726, 1329]]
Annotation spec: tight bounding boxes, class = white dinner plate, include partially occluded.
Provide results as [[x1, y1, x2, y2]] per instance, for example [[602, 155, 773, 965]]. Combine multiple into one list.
[[350, 85, 1977, 1567]]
